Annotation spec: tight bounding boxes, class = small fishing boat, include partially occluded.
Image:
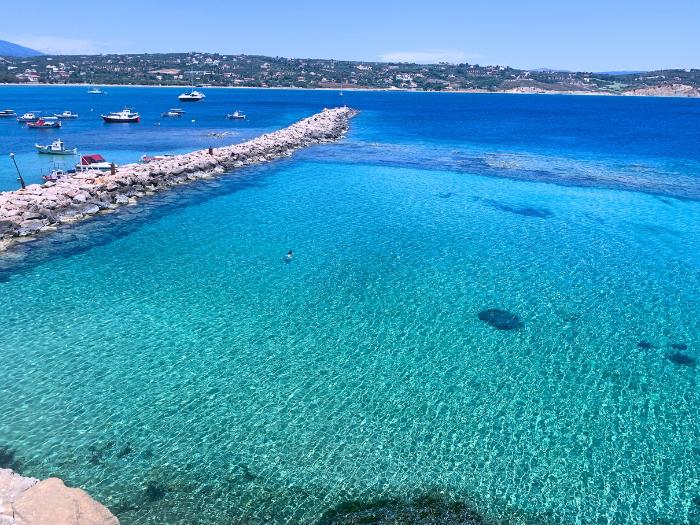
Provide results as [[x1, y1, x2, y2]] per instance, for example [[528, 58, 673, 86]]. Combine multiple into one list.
[[87, 87, 105, 94], [178, 90, 205, 102], [169, 108, 185, 114], [76, 154, 116, 171], [0, 109, 17, 118], [102, 108, 140, 123], [36, 139, 77, 155], [226, 110, 246, 120], [27, 117, 62, 129], [17, 112, 39, 122], [141, 154, 175, 163], [54, 110, 79, 119], [161, 110, 182, 117], [42, 168, 75, 182]]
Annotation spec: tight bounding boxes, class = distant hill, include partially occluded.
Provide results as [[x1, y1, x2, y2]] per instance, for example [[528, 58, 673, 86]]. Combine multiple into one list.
[[0, 39, 44, 57]]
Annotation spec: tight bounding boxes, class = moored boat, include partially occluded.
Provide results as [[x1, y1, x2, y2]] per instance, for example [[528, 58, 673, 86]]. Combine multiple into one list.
[[141, 154, 176, 163], [76, 154, 116, 171], [87, 87, 105, 94], [102, 108, 140, 123], [36, 139, 77, 155], [162, 110, 182, 117], [42, 168, 75, 182], [178, 90, 205, 102], [226, 110, 246, 120], [27, 117, 62, 129], [17, 112, 39, 123], [0, 109, 17, 118], [54, 110, 79, 119]]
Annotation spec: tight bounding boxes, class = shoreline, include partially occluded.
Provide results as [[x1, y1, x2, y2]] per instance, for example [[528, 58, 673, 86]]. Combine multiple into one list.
[[1, 82, 698, 98], [0, 107, 357, 254]]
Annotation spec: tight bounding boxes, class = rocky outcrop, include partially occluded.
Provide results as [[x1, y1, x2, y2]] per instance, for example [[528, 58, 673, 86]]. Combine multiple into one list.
[[0, 469, 118, 525], [0, 107, 357, 253], [623, 83, 700, 97]]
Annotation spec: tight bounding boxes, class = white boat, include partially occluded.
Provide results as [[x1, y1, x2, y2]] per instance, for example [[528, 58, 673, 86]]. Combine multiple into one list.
[[87, 87, 105, 94], [226, 110, 246, 120], [178, 90, 205, 102], [42, 168, 75, 182], [162, 110, 182, 117], [36, 139, 77, 155], [102, 108, 140, 123], [76, 154, 116, 171], [0, 109, 17, 118], [141, 154, 175, 163], [17, 112, 39, 122], [54, 110, 79, 119]]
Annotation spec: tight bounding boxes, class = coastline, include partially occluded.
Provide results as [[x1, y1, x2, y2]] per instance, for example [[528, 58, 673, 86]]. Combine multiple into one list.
[[1, 82, 699, 98], [0, 107, 357, 254]]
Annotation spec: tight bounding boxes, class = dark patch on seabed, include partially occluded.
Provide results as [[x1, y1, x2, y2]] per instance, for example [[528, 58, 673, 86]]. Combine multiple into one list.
[[637, 340, 655, 349], [0, 445, 22, 472], [481, 199, 554, 218], [318, 494, 485, 525], [670, 343, 688, 351], [666, 352, 697, 367], [478, 309, 523, 331]]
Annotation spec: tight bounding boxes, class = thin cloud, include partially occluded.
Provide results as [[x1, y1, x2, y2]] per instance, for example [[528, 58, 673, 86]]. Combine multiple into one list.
[[9, 35, 112, 55], [378, 50, 478, 64]]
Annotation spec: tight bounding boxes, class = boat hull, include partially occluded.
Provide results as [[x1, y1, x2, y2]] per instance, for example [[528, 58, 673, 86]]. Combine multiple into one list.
[[37, 148, 77, 155], [102, 116, 140, 123]]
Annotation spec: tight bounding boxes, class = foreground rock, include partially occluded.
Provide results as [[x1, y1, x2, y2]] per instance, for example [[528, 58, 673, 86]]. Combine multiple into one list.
[[0, 107, 357, 254], [0, 469, 118, 525]]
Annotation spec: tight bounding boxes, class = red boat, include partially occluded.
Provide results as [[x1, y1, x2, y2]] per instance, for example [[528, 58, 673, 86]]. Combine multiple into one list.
[[102, 108, 140, 123], [27, 117, 61, 129]]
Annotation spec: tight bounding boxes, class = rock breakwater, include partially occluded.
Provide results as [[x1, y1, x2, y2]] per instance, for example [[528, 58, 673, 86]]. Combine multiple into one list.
[[0, 107, 357, 253]]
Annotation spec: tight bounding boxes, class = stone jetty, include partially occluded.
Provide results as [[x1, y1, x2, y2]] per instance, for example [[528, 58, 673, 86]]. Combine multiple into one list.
[[0, 468, 119, 525], [0, 107, 357, 253]]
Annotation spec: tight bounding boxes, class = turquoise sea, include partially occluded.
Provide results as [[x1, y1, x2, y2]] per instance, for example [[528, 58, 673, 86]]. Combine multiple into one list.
[[1, 87, 699, 525]]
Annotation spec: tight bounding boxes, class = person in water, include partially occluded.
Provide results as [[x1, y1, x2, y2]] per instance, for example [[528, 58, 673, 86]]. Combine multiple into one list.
[[284, 250, 294, 262]]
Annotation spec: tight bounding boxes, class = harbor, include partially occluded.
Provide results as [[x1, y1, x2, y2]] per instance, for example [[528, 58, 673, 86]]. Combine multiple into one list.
[[0, 107, 357, 252]]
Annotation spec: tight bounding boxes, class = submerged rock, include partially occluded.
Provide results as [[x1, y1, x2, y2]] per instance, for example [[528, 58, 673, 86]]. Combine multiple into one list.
[[671, 343, 688, 351], [666, 352, 697, 367], [0, 446, 21, 471], [478, 309, 523, 330], [637, 340, 655, 349], [144, 481, 166, 502], [319, 494, 484, 525]]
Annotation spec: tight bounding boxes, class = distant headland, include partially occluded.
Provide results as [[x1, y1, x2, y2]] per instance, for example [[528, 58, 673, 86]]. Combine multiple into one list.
[[1, 50, 699, 97]]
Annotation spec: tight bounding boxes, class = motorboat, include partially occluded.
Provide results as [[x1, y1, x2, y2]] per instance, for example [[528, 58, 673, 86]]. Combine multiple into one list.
[[178, 90, 205, 102], [54, 110, 79, 119], [27, 117, 62, 129], [76, 154, 116, 171], [102, 108, 140, 123], [36, 139, 77, 155], [161, 110, 182, 117], [17, 112, 39, 122], [226, 110, 246, 120], [0, 109, 17, 118], [169, 108, 185, 114], [87, 87, 106, 94]]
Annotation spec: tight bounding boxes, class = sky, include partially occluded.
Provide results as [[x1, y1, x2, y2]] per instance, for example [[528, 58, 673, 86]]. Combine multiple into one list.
[[3, 0, 699, 71]]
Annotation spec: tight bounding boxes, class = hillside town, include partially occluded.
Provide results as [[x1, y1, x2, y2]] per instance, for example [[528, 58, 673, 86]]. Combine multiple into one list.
[[1, 52, 700, 95]]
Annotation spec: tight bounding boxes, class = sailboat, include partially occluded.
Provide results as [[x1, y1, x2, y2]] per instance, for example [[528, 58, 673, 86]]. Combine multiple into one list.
[[178, 72, 205, 101]]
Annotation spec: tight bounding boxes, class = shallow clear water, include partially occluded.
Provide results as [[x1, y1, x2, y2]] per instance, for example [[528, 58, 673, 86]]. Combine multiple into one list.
[[1, 88, 699, 525]]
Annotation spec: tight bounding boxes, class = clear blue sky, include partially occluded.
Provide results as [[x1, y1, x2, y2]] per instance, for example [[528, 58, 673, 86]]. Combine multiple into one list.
[[4, 0, 699, 71]]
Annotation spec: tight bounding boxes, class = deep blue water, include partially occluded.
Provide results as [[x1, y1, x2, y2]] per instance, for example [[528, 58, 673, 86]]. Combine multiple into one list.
[[0, 87, 699, 525]]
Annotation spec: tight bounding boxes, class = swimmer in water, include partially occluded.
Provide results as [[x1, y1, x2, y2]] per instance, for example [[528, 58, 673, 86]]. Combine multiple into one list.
[[284, 250, 294, 263]]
